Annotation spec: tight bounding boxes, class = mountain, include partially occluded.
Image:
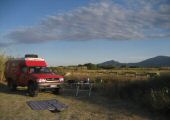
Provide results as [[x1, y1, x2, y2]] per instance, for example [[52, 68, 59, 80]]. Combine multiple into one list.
[[98, 56, 170, 68], [98, 60, 122, 67]]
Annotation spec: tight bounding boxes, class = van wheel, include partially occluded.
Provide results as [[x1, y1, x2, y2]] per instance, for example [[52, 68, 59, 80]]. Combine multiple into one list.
[[8, 80, 17, 91], [53, 88, 60, 94], [28, 82, 38, 97]]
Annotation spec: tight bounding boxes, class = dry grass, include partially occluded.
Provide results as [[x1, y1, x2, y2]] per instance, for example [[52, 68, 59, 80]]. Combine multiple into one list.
[[0, 63, 169, 119], [62, 69, 170, 115], [0, 54, 7, 81], [54, 68, 170, 82], [0, 82, 167, 120]]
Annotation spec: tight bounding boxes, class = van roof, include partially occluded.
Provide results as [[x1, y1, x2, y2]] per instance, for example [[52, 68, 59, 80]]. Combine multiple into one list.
[[8, 57, 47, 67]]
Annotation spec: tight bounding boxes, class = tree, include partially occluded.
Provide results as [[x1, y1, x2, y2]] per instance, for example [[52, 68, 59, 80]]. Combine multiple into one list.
[[84, 63, 98, 70]]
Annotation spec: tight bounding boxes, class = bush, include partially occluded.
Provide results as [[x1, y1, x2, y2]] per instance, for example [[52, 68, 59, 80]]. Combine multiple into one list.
[[100, 74, 170, 112], [84, 63, 98, 70], [146, 74, 170, 111]]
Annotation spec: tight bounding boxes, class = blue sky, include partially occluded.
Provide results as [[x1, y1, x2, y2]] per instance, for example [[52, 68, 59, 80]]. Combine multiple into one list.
[[0, 0, 170, 66]]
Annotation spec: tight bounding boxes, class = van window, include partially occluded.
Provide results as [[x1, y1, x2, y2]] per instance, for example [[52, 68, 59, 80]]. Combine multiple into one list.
[[29, 67, 51, 74], [29, 68, 35, 73]]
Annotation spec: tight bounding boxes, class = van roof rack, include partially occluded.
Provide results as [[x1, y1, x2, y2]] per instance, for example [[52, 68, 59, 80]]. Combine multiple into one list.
[[25, 54, 38, 58]]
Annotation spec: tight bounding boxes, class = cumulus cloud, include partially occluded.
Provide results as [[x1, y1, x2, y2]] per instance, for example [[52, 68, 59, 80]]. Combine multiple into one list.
[[4, 0, 170, 44]]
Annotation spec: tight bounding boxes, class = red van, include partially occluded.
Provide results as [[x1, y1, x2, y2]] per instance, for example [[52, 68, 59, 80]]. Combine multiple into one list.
[[4, 54, 64, 97]]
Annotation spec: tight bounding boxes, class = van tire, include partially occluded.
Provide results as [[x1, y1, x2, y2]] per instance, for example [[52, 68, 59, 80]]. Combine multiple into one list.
[[8, 80, 17, 91], [28, 82, 38, 97], [53, 88, 60, 94]]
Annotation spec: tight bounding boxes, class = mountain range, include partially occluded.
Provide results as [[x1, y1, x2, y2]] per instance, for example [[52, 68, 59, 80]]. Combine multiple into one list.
[[98, 56, 170, 68]]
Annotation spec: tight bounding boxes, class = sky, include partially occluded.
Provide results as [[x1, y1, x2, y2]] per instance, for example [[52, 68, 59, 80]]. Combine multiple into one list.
[[0, 0, 170, 66]]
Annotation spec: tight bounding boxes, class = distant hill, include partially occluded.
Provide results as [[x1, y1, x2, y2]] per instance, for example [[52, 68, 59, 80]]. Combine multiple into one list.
[[98, 60, 122, 67], [98, 56, 170, 68]]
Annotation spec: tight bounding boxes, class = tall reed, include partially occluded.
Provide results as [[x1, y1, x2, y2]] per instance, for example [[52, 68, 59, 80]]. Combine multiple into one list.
[[0, 53, 7, 81]]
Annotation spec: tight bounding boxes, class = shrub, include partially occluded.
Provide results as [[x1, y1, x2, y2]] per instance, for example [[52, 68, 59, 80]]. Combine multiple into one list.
[[146, 74, 170, 111], [99, 74, 170, 112]]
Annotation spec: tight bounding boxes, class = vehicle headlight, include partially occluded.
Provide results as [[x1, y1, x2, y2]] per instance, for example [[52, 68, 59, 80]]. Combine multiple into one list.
[[59, 78, 64, 82], [37, 79, 46, 83]]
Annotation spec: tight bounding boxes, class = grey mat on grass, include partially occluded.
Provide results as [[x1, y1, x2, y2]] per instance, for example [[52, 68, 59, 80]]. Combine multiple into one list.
[[27, 99, 68, 112]]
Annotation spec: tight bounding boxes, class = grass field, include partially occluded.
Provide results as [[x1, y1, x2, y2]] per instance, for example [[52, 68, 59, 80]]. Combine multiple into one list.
[[53, 67, 170, 81], [0, 55, 169, 120], [0, 81, 168, 120]]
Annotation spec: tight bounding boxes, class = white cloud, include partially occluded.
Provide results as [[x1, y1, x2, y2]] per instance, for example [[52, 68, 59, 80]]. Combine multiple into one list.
[[3, 0, 170, 44]]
